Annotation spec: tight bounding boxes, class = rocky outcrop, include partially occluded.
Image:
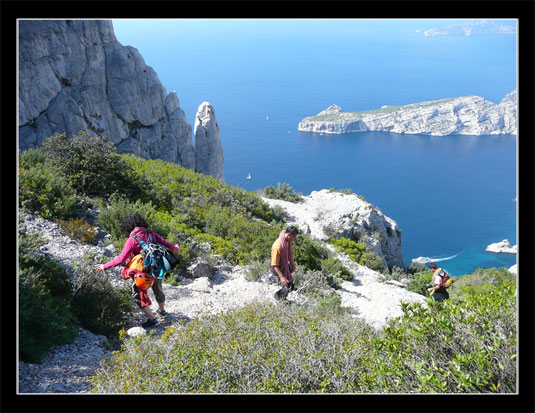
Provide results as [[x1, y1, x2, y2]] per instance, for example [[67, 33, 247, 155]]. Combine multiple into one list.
[[194, 102, 225, 182], [298, 90, 517, 136], [18, 19, 209, 172], [262, 189, 406, 270], [485, 239, 517, 254]]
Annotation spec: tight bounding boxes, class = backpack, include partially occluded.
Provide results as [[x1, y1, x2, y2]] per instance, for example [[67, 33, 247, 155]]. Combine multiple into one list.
[[438, 269, 454, 290], [133, 231, 176, 279]]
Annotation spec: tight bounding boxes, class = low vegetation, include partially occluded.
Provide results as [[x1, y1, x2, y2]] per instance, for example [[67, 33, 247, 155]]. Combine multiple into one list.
[[91, 285, 516, 393], [18, 131, 517, 393]]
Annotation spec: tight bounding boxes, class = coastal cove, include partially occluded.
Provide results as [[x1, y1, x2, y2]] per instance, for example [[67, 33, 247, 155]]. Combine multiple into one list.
[[228, 130, 517, 277]]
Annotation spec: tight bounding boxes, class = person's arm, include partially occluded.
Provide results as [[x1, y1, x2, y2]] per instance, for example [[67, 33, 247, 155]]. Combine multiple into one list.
[[96, 238, 135, 271], [152, 231, 179, 252], [427, 270, 441, 292]]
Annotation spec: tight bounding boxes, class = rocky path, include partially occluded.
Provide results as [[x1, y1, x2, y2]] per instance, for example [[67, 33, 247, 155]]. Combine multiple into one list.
[[18, 212, 425, 394]]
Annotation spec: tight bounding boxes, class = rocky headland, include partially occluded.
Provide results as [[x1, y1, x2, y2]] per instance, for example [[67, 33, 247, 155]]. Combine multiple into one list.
[[18, 20, 224, 180], [262, 189, 406, 270], [298, 90, 517, 136], [485, 239, 517, 254]]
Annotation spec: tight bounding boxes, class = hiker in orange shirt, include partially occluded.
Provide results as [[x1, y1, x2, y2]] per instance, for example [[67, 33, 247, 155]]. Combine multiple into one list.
[[270, 226, 299, 301]]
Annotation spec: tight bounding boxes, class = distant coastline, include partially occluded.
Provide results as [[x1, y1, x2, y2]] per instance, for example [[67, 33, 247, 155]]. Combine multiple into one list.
[[298, 90, 517, 137]]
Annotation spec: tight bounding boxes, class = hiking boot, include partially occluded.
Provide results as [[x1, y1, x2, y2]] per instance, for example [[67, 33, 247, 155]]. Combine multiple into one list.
[[157, 309, 168, 316], [141, 318, 158, 328]]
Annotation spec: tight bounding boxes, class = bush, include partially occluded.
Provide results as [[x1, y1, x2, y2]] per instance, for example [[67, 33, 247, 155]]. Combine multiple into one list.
[[449, 267, 516, 303], [70, 253, 133, 338], [244, 258, 271, 282], [292, 268, 343, 308], [96, 194, 159, 240], [19, 149, 85, 220], [42, 132, 134, 197], [329, 237, 384, 272], [263, 182, 304, 203], [405, 271, 433, 296], [329, 237, 366, 262], [359, 251, 385, 272], [18, 231, 79, 363], [366, 286, 517, 393], [56, 218, 98, 244], [19, 281, 79, 363], [91, 302, 374, 393], [320, 256, 353, 281]]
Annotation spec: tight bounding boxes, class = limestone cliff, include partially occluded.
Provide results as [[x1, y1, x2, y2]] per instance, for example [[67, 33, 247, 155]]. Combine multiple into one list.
[[194, 102, 225, 182], [262, 189, 406, 270], [298, 91, 517, 136], [18, 20, 221, 174]]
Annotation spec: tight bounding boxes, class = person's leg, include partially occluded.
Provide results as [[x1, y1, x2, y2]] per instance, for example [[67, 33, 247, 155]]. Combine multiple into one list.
[[133, 282, 156, 320], [152, 279, 166, 314]]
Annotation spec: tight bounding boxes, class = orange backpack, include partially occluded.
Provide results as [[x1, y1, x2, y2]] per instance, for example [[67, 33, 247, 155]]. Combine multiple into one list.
[[121, 254, 154, 290]]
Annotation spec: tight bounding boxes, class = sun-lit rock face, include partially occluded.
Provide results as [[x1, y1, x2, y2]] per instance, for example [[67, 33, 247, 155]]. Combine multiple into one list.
[[18, 19, 195, 169], [298, 91, 517, 136]]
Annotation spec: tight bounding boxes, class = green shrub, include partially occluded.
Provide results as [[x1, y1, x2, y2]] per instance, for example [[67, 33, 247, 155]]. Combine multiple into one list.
[[405, 271, 433, 296], [366, 285, 517, 393], [19, 281, 79, 363], [42, 132, 135, 198], [96, 194, 159, 240], [18, 231, 79, 363], [19, 150, 85, 220], [293, 235, 329, 271], [329, 237, 366, 262], [449, 267, 516, 303], [70, 253, 132, 338], [359, 251, 384, 272], [292, 268, 343, 307], [329, 237, 384, 271], [263, 182, 304, 203], [320, 256, 353, 281], [91, 302, 374, 393], [244, 259, 271, 282]]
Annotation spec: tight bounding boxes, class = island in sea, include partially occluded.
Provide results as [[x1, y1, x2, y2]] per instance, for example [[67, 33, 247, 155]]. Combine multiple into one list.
[[298, 90, 517, 136]]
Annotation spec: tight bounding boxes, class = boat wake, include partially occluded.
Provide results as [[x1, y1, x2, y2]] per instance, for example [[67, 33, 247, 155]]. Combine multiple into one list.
[[411, 251, 463, 264]]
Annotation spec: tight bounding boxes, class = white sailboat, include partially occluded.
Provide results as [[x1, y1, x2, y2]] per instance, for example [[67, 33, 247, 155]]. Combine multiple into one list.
[[246, 173, 251, 179]]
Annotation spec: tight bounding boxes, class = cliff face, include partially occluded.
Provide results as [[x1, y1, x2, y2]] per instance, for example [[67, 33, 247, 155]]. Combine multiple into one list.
[[18, 20, 206, 171], [298, 91, 517, 136], [262, 189, 406, 270]]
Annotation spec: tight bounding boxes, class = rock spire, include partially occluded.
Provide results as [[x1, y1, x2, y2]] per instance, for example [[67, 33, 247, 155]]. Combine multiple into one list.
[[194, 102, 225, 182]]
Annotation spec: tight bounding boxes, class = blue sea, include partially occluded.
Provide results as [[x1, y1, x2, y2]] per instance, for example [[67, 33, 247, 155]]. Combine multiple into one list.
[[112, 19, 518, 276]]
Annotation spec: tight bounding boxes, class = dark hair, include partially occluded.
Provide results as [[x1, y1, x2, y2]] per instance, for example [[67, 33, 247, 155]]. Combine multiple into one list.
[[120, 213, 148, 235], [429, 263, 438, 270], [285, 226, 299, 236]]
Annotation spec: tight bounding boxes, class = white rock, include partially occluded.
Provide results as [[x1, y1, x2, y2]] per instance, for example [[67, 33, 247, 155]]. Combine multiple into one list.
[[126, 327, 147, 337], [262, 189, 405, 270], [508, 264, 517, 274], [298, 91, 517, 136], [485, 239, 517, 254], [194, 102, 225, 182]]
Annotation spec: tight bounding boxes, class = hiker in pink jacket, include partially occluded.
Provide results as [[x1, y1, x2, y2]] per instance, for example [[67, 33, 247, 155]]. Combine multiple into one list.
[[96, 213, 179, 328]]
